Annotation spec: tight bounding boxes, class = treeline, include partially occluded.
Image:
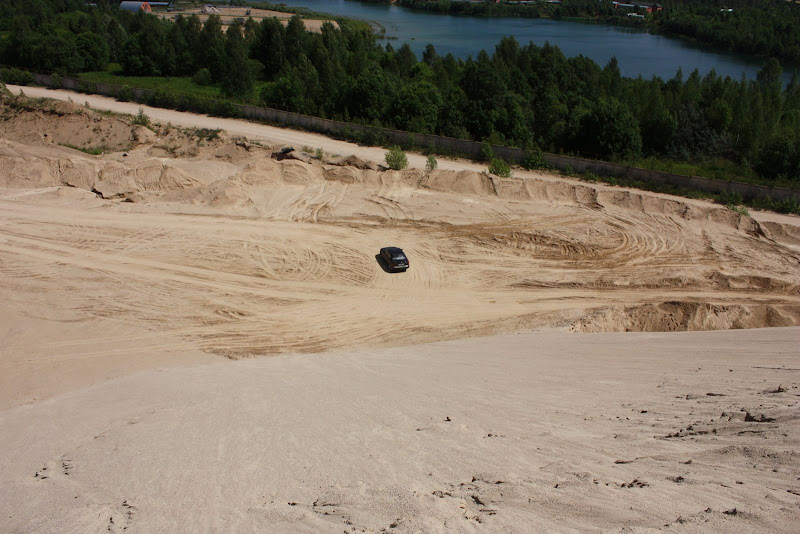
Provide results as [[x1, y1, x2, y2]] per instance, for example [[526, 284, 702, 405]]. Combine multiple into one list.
[[362, 0, 800, 64], [1, 0, 800, 181], [656, 0, 800, 65]]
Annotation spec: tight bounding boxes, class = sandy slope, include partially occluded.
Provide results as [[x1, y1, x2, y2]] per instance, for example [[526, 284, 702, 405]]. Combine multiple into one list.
[[1, 88, 799, 532], [1, 328, 798, 533]]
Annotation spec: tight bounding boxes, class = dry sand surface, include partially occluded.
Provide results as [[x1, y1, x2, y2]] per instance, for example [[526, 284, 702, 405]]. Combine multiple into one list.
[[1, 87, 799, 532], [1, 329, 799, 533], [155, 7, 339, 32]]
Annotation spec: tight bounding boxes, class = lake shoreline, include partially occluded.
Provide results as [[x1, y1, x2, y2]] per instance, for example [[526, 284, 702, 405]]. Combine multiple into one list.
[[268, 0, 792, 83]]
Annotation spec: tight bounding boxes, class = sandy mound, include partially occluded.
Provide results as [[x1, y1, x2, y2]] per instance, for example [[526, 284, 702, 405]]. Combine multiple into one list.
[[0, 92, 135, 151]]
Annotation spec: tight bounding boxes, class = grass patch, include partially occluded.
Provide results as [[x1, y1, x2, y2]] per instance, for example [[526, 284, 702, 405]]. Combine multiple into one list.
[[79, 65, 269, 105], [627, 156, 800, 191], [59, 143, 107, 155], [727, 204, 751, 217], [187, 128, 221, 141], [79, 65, 221, 100], [573, 171, 800, 215]]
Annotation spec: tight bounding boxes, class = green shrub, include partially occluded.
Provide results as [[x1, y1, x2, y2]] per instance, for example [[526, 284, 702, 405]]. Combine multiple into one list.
[[385, 146, 408, 170], [132, 107, 151, 127], [117, 85, 133, 102], [401, 133, 415, 150], [748, 195, 800, 215], [426, 154, 438, 171], [480, 141, 495, 162], [728, 204, 751, 217], [488, 157, 512, 178], [192, 68, 213, 87], [315, 147, 324, 160], [151, 89, 180, 109], [210, 99, 241, 118], [0, 67, 34, 85], [50, 73, 63, 89], [78, 80, 97, 94], [522, 146, 547, 170], [59, 143, 106, 155], [717, 190, 743, 206]]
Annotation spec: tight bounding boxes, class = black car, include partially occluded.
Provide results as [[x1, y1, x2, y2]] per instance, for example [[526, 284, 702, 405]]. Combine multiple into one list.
[[379, 247, 409, 272]]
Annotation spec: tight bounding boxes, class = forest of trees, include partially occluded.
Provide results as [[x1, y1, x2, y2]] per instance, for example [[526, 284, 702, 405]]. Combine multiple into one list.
[[0, 0, 799, 183], [364, 0, 800, 64]]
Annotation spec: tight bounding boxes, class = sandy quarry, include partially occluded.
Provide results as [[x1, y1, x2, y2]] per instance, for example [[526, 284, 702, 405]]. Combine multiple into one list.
[[0, 86, 799, 532], [155, 6, 339, 32]]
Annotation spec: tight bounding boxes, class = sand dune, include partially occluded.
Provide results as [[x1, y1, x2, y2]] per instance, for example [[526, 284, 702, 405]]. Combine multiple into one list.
[[1, 88, 799, 532]]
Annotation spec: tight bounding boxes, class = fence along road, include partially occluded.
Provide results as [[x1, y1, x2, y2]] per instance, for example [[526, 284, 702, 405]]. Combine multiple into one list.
[[7, 82, 800, 210]]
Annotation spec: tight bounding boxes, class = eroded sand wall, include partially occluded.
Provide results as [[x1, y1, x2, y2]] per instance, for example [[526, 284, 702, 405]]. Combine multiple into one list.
[[20, 73, 800, 203]]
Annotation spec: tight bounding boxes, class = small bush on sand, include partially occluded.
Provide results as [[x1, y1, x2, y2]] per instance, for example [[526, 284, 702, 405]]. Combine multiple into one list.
[[728, 204, 750, 217], [132, 107, 151, 127], [488, 157, 512, 178], [426, 154, 438, 171], [315, 147, 325, 160], [385, 146, 408, 170]]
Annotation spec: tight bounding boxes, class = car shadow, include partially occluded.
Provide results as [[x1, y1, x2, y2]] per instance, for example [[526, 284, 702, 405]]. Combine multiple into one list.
[[375, 254, 403, 274]]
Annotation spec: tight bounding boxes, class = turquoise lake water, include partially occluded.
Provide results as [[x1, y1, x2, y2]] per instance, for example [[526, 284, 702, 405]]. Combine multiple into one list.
[[273, 0, 793, 83]]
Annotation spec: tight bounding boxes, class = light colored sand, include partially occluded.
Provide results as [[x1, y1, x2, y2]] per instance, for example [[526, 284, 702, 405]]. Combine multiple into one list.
[[155, 7, 339, 32], [1, 88, 799, 532], [1, 92, 799, 407], [1, 328, 798, 533], [10, 84, 799, 227]]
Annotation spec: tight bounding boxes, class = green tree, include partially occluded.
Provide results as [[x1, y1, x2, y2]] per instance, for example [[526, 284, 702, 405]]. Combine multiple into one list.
[[252, 17, 285, 80], [284, 16, 308, 60], [222, 22, 254, 98], [76, 31, 109, 72], [572, 97, 642, 160], [346, 64, 391, 121], [390, 80, 442, 133], [201, 15, 226, 81]]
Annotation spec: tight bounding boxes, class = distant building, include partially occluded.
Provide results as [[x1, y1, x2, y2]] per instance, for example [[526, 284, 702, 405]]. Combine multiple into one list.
[[611, 1, 662, 14], [636, 2, 662, 14], [119, 1, 152, 13]]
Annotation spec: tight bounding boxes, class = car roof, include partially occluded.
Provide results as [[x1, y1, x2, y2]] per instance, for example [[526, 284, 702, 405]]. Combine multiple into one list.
[[383, 247, 404, 253]]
